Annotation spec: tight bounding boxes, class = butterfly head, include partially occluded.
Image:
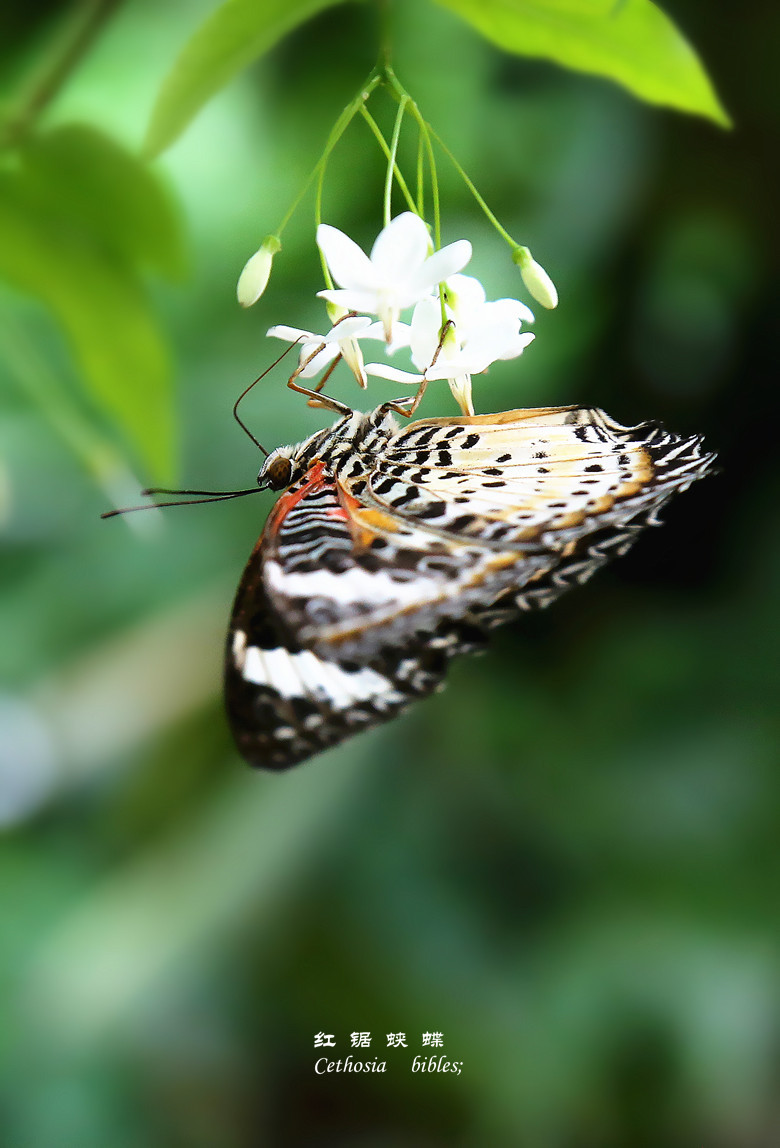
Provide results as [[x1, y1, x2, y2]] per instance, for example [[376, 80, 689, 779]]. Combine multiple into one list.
[[257, 448, 297, 491]]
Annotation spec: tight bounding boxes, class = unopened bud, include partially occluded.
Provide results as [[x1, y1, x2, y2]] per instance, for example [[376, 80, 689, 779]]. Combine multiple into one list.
[[237, 235, 281, 307], [512, 246, 558, 309]]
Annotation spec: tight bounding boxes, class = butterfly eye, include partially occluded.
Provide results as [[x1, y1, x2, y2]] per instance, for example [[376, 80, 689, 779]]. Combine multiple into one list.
[[263, 455, 293, 491]]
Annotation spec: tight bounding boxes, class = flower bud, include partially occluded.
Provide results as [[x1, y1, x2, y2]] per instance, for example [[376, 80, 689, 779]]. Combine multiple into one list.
[[512, 246, 558, 309], [237, 235, 281, 307]]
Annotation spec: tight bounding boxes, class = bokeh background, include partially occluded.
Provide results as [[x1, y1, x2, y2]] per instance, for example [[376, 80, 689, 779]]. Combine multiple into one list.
[[1, 1, 778, 1144]]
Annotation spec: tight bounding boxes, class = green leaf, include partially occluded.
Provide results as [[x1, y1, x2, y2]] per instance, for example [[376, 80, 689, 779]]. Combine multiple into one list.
[[145, 0, 352, 157], [20, 125, 186, 280], [433, 0, 731, 127], [0, 172, 175, 483]]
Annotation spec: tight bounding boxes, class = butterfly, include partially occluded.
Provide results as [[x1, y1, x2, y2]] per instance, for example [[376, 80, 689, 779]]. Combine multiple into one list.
[[222, 395, 715, 769]]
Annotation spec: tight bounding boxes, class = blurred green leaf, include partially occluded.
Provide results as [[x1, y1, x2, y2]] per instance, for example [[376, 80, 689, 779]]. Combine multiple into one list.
[[144, 0, 352, 157], [433, 0, 731, 126], [0, 156, 175, 482], [19, 125, 186, 280]]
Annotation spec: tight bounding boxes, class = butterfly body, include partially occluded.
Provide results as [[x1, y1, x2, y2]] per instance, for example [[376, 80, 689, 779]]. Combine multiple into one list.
[[225, 404, 715, 769]]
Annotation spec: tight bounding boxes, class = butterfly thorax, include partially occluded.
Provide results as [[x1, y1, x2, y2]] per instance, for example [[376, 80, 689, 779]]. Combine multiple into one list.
[[260, 407, 399, 493]]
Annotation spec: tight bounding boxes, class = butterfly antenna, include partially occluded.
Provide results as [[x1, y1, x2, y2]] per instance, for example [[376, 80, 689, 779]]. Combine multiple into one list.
[[233, 340, 302, 455], [101, 487, 264, 519]]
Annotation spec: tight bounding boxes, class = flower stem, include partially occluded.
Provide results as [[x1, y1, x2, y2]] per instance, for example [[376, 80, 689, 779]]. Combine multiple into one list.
[[383, 95, 407, 227], [274, 69, 382, 251], [379, 65, 449, 324], [416, 131, 425, 217], [314, 79, 382, 229], [359, 107, 416, 214], [426, 124, 518, 249], [378, 0, 393, 69], [381, 66, 441, 249], [414, 110, 440, 249]]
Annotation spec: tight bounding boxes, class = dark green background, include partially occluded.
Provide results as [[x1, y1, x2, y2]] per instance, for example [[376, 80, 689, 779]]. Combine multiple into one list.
[[1, 1, 777, 1144]]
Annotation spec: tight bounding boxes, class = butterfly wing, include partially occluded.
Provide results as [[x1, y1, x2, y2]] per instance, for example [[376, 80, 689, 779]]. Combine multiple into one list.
[[326, 404, 716, 650], [224, 469, 485, 769], [226, 405, 715, 769]]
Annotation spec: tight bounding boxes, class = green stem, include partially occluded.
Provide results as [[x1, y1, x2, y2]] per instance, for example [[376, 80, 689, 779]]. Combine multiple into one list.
[[274, 68, 382, 261], [378, 0, 393, 69], [380, 65, 451, 325], [1, 0, 124, 149], [415, 110, 440, 250], [427, 123, 518, 249], [408, 108, 448, 327], [416, 130, 425, 217], [382, 66, 441, 248], [383, 95, 407, 226], [315, 72, 383, 287], [359, 107, 416, 214], [313, 78, 381, 230]]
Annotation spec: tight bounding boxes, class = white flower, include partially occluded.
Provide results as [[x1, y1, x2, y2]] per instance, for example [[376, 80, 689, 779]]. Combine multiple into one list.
[[237, 235, 281, 307], [267, 314, 372, 386], [362, 319, 412, 356], [364, 277, 535, 415], [512, 246, 558, 309], [443, 274, 535, 348], [316, 212, 472, 342]]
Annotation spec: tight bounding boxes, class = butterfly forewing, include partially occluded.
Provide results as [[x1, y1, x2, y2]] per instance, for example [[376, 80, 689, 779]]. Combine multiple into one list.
[[225, 404, 716, 769], [360, 407, 671, 544]]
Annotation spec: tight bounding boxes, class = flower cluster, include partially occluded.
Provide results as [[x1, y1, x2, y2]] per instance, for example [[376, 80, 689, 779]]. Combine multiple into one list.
[[262, 212, 547, 416]]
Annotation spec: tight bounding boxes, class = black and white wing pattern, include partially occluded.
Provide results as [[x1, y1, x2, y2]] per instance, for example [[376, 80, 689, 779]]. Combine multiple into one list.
[[225, 404, 716, 769]]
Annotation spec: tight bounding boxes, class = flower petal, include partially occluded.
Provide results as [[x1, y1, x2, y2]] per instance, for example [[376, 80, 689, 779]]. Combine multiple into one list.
[[444, 273, 486, 315], [409, 297, 444, 371], [407, 239, 472, 296], [488, 297, 535, 325], [317, 288, 384, 315], [496, 332, 535, 360], [266, 324, 311, 342], [370, 212, 431, 279], [363, 320, 412, 354], [321, 315, 372, 342], [448, 374, 474, 416], [340, 339, 367, 387], [298, 342, 339, 377], [460, 323, 515, 370], [363, 363, 425, 385], [423, 358, 470, 381], [317, 225, 380, 291]]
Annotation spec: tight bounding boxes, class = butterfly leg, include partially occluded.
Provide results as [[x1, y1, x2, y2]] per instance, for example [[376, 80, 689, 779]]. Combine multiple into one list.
[[381, 377, 428, 419], [286, 341, 327, 387], [286, 310, 359, 397], [380, 321, 450, 417], [382, 319, 453, 417], [284, 340, 354, 411], [287, 377, 352, 415], [310, 356, 340, 394]]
